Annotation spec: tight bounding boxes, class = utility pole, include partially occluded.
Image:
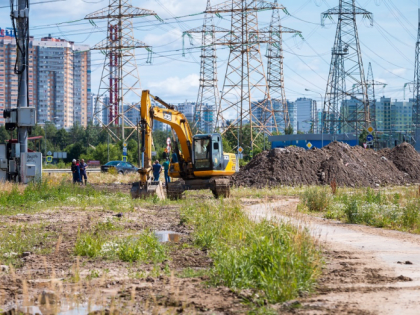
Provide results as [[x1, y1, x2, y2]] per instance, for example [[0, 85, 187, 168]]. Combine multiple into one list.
[[2, 0, 40, 183], [184, 0, 227, 134], [413, 6, 420, 151], [322, 0, 372, 138], [264, 0, 300, 133], [85, 0, 157, 142], [205, 0, 284, 152], [16, 0, 29, 162]]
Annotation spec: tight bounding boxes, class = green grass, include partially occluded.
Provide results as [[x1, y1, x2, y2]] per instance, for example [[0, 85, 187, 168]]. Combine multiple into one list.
[[0, 223, 58, 267], [299, 186, 420, 234], [178, 267, 209, 278], [181, 199, 322, 304], [0, 180, 137, 215], [300, 187, 331, 212], [74, 227, 167, 263]]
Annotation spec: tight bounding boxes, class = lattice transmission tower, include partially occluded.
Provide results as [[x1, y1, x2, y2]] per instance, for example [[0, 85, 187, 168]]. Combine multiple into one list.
[[85, 0, 156, 141], [413, 7, 420, 150], [322, 0, 372, 137], [366, 62, 386, 131], [184, 0, 229, 134], [205, 0, 283, 150], [263, 0, 300, 132]]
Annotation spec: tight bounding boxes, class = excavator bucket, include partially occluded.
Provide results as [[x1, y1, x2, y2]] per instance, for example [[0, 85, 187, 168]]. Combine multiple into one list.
[[130, 180, 166, 200]]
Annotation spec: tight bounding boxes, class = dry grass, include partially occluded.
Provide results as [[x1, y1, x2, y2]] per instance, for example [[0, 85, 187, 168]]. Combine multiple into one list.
[[41, 171, 140, 185]]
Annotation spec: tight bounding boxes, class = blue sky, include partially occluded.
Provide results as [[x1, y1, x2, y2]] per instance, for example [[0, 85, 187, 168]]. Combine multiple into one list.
[[0, 0, 419, 108]]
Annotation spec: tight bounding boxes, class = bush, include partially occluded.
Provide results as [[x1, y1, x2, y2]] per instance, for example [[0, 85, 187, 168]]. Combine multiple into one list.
[[301, 187, 331, 212]]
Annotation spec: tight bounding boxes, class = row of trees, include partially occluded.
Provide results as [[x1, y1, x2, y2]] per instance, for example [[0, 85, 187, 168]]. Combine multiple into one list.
[[0, 122, 278, 165]]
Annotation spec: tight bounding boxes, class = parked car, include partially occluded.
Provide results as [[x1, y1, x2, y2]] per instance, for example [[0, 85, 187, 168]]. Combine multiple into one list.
[[101, 161, 139, 174]]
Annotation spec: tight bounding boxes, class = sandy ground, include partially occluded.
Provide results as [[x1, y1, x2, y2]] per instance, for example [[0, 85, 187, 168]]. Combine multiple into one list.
[[246, 199, 420, 315]]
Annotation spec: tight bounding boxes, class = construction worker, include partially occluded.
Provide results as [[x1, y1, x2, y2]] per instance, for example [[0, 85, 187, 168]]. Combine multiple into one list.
[[152, 160, 162, 182], [162, 158, 170, 184], [80, 159, 88, 185], [71, 159, 80, 184]]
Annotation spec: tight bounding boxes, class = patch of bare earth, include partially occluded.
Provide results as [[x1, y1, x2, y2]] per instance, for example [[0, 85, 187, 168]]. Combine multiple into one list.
[[0, 195, 248, 314]]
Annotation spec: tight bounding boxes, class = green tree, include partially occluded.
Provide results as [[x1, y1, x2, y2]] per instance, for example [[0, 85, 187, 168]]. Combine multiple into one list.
[[54, 128, 69, 150], [359, 129, 369, 146], [285, 125, 294, 135], [81, 143, 121, 164], [0, 126, 11, 143], [65, 142, 87, 162]]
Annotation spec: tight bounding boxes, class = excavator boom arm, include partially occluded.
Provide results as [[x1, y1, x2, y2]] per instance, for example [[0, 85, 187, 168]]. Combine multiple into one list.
[[139, 90, 194, 184]]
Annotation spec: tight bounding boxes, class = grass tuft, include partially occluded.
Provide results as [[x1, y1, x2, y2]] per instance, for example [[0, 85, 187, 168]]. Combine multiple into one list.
[[181, 199, 322, 303], [74, 229, 167, 263], [300, 187, 331, 212]]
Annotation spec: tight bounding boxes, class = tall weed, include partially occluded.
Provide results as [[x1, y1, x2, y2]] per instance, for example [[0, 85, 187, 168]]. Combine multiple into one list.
[[300, 187, 331, 212], [181, 200, 322, 303]]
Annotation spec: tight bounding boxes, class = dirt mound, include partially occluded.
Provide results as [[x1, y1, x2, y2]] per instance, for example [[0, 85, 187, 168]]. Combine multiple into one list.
[[383, 142, 420, 181], [232, 142, 417, 188]]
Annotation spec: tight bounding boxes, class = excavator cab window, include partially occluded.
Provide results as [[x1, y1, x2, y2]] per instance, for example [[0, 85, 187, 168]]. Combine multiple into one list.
[[193, 134, 224, 171], [193, 137, 212, 170], [212, 135, 223, 170]]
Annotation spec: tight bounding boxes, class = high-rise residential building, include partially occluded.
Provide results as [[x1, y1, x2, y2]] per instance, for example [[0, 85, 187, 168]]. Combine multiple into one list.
[[200, 103, 215, 133], [177, 101, 195, 123], [272, 99, 285, 133], [251, 99, 274, 133], [287, 100, 297, 134], [375, 96, 391, 133], [295, 97, 317, 133], [0, 32, 91, 128], [123, 103, 141, 126], [340, 97, 363, 134]]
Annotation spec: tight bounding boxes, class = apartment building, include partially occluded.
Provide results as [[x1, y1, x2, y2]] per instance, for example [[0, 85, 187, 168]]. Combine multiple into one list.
[[0, 31, 91, 128]]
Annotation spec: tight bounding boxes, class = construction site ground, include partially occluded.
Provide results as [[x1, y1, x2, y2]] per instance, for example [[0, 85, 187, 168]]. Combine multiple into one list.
[[0, 173, 419, 314]]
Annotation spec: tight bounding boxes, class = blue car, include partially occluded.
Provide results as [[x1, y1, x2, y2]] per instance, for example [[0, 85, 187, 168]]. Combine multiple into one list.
[[100, 161, 139, 175]]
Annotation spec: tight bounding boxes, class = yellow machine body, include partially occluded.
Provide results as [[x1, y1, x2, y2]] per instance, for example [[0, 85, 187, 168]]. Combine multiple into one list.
[[131, 90, 235, 199]]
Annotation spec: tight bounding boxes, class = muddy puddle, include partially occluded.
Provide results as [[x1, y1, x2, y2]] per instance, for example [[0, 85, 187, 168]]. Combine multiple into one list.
[[154, 230, 182, 243]]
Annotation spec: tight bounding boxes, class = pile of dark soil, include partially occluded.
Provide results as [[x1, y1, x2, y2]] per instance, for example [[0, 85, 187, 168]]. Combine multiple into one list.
[[232, 142, 420, 188], [383, 142, 420, 182]]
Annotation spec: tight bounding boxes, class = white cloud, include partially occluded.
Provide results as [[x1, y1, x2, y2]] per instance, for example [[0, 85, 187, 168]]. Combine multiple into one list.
[[391, 68, 408, 77], [143, 29, 182, 48], [147, 74, 199, 99]]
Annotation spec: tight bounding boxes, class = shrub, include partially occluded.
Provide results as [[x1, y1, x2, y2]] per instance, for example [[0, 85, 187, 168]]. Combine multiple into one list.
[[301, 187, 331, 212]]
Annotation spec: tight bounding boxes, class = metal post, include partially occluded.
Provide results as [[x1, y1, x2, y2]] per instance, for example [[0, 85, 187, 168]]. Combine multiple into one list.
[[137, 118, 141, 168], [16, 0, 29, 180], [107, 132, 110, 162]]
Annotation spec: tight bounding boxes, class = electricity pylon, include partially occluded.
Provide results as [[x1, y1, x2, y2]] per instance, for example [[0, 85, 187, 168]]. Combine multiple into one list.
[[413, 7, 420, 150], [322, 0, 372, 137], [263, 0, 300, 132], [85, 0, 156, 141], [366, 62, 386, 130], [205, 0, 283, 151], [184, 0, 229, 134]]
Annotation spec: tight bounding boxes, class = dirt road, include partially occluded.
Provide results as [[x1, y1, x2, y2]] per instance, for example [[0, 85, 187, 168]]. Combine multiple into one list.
[[246, 199, 420, 314]]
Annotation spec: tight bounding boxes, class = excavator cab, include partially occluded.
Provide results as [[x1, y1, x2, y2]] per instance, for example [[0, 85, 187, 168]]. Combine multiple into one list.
[[192, 134, 224, 172]]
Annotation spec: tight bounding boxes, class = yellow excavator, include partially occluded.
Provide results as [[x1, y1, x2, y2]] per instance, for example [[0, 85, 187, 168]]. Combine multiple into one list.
[[131, 90, 236, 200]]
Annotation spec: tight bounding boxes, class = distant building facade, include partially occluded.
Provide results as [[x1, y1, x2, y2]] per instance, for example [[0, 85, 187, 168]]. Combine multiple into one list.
[[0, 32, 91, 128], [287, 100, 297, 134], [295, 97, 317, 133]]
